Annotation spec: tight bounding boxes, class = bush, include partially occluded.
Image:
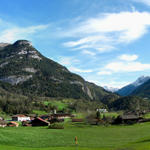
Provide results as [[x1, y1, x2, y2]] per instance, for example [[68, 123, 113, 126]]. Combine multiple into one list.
[[48, 123, 64, 129]]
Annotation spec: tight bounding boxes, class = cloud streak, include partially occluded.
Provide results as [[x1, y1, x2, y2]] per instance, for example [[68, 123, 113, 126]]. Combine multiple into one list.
[[98, 54, 150, 75], [0, 18, 48, 43], [63, 11, 150, 55]]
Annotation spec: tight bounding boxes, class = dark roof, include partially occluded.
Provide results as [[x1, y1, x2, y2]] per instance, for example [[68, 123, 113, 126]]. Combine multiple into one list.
[[121, 115, 139, 120], [52, 113, 71, 117]]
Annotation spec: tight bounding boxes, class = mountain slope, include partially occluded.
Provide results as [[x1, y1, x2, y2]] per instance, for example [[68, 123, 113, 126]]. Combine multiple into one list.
[[0, 40, 114, 102], [111, 96, 150, 111], [131, 79, 150, 98], [116, 76, 150, 96]]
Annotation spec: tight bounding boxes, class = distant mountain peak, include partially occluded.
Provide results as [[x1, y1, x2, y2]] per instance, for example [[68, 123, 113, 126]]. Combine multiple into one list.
[[103, 86, 119, 93], [132, 76, 150, 87], [116, 75, 150, 96]]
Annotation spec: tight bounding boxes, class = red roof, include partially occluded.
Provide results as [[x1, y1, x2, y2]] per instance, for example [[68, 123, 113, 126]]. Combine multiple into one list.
[[12, 114, 27, 117], [36, 117, 50, 124]]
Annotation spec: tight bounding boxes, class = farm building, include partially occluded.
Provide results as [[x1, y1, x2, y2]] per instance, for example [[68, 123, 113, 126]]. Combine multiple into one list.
[[0, 120, 7, 127], [7, 121, 19, 127], [113, 115, 143, 124], [51, 113, 72, 119], [96, 109, 108, 113], [31, 117, 50, 126], [12, 115, 30, 121]]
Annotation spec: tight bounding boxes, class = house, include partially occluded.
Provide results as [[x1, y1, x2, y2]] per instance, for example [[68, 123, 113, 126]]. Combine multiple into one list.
[[113, 114, 143, 124], [51, 113, 72, 119], [0, 120, 7, 127], [31, 117, 50, 126], [7, 121, 19, 127], [12, 115, 30, 122], [96, 109, 108, 113]]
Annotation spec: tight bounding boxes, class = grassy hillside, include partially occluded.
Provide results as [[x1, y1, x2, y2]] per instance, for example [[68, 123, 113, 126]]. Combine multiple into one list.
[[0, 122, 150, 150]]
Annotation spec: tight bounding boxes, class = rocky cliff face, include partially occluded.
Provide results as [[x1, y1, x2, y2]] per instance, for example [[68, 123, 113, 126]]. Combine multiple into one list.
[[0, 40, 114, 101]]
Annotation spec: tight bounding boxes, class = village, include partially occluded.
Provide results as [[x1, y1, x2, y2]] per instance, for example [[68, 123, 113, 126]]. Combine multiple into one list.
[[0, 108, 150, 128]]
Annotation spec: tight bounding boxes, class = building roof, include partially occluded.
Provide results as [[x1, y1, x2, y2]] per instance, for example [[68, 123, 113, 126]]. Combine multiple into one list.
[[9, 121, 19, 126], [121, 115, 139, 120], [36, 117, 50, 124], [12, 114, 28, 117], [52, 113, 71, 117]]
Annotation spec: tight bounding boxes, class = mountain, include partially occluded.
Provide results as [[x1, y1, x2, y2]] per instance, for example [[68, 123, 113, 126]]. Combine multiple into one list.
[[0, 40, 115, 102], [103, 86, 119, 93], [131, 79, 150, 98], [116, 76, 150, 96]]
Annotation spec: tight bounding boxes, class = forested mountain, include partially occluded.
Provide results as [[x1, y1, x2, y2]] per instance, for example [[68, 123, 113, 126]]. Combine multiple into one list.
[[0, 40, 115, 102]]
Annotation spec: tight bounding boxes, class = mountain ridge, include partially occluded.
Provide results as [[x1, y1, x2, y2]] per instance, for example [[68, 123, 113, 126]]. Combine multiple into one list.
[[0, 40, 117, 102], [116, 76, 150, 96]]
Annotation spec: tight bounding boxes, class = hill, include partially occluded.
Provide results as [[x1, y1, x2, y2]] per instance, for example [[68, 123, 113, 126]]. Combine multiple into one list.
[[0, 40, 115, 103]]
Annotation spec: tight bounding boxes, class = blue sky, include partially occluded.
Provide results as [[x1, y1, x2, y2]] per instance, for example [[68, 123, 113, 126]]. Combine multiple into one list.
[[1, 0, 150, 88]]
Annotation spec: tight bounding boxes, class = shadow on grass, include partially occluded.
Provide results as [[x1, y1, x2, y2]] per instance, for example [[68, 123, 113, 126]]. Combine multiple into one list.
[[136, 139, 150, 143], [116, 148, 135, 150]]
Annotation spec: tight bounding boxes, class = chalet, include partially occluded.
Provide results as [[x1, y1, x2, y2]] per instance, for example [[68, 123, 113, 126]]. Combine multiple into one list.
[[51, 113, 72, 119], [0, 120, 7, 127], [31, 117, 50, 126], [113, 115, 143, 124], [96, 109, 108, 113], [12, 115, 30, 122], [7, 121, 19, 127]]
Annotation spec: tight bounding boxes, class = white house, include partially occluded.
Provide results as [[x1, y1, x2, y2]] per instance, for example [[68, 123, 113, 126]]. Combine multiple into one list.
[[96, 109, 108, 113], [12, 115, 30, 121]]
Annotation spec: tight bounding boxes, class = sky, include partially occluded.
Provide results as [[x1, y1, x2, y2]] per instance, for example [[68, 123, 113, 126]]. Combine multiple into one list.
[[1, 0, 150, 88]]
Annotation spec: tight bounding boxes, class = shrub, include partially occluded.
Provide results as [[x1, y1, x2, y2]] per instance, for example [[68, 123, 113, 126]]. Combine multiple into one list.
[[48, 123, 64, 129]]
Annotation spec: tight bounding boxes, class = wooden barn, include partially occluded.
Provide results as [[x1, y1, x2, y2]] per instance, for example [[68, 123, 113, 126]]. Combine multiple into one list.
[[113, 115, 143, 124], [51, 113, 72, 119], [31, 117, 50, 126]]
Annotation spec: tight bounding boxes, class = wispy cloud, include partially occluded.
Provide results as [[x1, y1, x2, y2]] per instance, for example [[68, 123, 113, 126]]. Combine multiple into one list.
[[57, 56, 80, 66], [69, 66, 93, 73], [63, 11, 150, 54], [0, 18, 48, 43], [118, 54, 138, 61], [98, 54, 150, 74], [105, 61, 150, 72], [97, 71, 112, 75], [82, 50, 96, 56], [133, 0, 150, 6]]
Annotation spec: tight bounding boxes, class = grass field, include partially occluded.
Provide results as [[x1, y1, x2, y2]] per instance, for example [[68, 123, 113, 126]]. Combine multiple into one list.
[[1, 122, 150, 150]]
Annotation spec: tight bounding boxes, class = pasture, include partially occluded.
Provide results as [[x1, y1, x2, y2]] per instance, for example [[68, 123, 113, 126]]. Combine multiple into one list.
[[0, 122, 150, 150]]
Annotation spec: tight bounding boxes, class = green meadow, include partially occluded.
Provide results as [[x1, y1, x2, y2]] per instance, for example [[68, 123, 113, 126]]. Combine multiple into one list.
[[0, 122, 150, 150]]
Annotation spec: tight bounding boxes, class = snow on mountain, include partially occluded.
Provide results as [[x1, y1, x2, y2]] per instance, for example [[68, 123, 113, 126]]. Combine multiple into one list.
[[103, 86, 119, 93]]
